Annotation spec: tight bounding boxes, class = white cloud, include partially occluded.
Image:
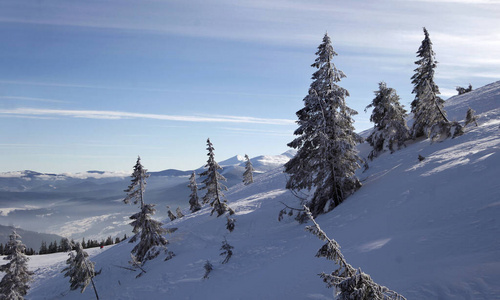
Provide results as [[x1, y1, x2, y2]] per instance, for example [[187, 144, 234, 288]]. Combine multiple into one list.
[[0, 96, 67, 103], [0, 107, 295, 125]]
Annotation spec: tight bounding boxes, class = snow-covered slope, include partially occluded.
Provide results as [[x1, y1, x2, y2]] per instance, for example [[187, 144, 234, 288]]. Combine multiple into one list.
[[27, 81, 500, 299]]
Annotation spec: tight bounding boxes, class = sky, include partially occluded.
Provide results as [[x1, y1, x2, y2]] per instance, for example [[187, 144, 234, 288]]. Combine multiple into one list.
[[0, 0, 499, 173]]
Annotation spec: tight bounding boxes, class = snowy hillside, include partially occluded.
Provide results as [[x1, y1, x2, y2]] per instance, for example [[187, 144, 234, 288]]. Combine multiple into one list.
[[25, 81, 500, 299]]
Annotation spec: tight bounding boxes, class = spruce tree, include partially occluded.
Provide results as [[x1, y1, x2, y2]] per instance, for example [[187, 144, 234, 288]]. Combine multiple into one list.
[[199, 138, 234, 217], [124, 157, 172, 265], [60, 238, 73, 252], [175, 207, 184, 219], [62, 242, 99, 299], [123, 156, 149, 209], [304, 206, 406, 300], [129, 203, 171, 264], [242, 154, 255, 185], [410, 27, 448, 138], [0, 231, 33, 300], [188, 171, 201, 213], [284, 33, 362, 217], [465, 107, 478, 127], [365, 82, 409, 159]]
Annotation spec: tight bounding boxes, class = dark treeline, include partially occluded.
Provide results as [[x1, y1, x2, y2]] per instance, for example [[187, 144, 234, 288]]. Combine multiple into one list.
[[0, 234, 127, 256]]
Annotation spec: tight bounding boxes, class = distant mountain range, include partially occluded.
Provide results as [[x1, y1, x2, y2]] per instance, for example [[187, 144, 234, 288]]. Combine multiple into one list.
[[0, 151, 295, 240], [0, 224, 63, 251]]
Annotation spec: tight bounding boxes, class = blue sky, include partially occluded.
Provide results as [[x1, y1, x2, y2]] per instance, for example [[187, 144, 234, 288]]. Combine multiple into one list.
[[0, 0, 499, 173]]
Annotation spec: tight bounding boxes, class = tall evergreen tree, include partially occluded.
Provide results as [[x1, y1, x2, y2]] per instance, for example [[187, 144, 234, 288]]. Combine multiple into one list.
[[0, 231, 33, 300], [200, 138, 234, 217], [242, 154, 255, 185], [124, 157, 172, 265], [410, 27, 448, 138], [123, 156, 149, 209], [284, 33, 362, 217], [365, 82, 409, 159], [188, 171, 201, 213], [62, 242, 99, 299]]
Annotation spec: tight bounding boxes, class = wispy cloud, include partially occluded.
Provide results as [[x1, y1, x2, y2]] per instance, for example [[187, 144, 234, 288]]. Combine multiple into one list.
[[0, 107, 295, 125], [0, 80, 299, 99], [219, 127, 292, 136], [0, 96, 68, 103]]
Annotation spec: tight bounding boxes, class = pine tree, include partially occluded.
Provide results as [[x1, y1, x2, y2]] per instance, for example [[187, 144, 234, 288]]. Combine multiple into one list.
[[129, 203, 172, 264], [167, 208, 177, 222], [0, 231, 33, 300], [365, 82, 409, 159], [105, 236, 114, 246], [124, 157, 172, 265], [200, 138, 234, 217], [465, 107, 478, 127], [242, 154, 255, 185], [39, 241, 47, 255], [175, 207, 184, 219], [123, 156, 149, 209], [284, 33, 362, 217], [188, 171, 202, 213], [410, 27, 448, 138], [62, 242, 99, 299], [303, 206, 405, 300], [60, 238, 73, 252]]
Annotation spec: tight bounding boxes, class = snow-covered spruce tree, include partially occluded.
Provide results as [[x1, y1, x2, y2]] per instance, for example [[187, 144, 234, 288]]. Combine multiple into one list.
[[176, 207, 184, 219], [188, 171, 202, 213], [62, 242, 99, 299], [465, 107, 478, 127], [60, 238, 73, 252], [365, 82, 409, 160], [284, 33, 362, 217], [123, 156, 149, 209], [200, 138, 235, 217], [167, 208, 177, 222], [304, 206, 405, 300], [242, 154, 255, 185], [0, 231, 33, 300], [124, 157, 171, 265], [410, 27, 448, 139], [129, 203, 172, 264]]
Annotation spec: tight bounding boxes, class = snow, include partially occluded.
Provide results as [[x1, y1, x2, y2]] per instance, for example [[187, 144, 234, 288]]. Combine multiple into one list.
[[20, 81, 500, 299]]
